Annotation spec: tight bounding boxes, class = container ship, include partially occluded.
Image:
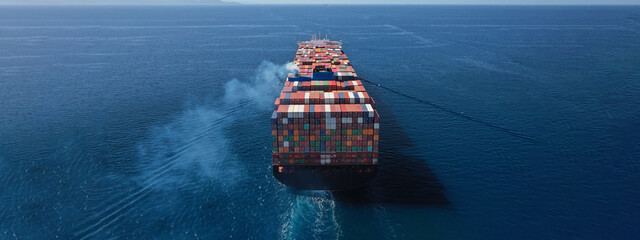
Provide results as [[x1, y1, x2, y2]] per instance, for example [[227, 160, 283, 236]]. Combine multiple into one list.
[[271, 37, 380, 191]]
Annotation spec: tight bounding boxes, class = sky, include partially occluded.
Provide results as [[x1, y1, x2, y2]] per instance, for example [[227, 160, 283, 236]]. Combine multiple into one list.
[[1, 0, 639, 5]]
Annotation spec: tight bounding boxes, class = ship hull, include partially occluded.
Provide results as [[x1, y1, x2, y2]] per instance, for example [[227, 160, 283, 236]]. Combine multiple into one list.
[[271, 38, 379, 191], [273, 165, 377, 191]]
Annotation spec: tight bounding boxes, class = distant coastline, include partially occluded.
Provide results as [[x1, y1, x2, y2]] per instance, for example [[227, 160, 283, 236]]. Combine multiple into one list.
[[0, 0, 241, 6], [2, 3, 640, 6]]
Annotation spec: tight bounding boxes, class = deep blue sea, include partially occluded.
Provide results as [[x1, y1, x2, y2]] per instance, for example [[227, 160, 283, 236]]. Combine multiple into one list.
[[1, 5, 639, 239]]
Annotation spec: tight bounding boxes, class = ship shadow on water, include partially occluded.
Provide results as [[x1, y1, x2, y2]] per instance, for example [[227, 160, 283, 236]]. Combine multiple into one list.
[[332, 151, 449, 206], [332, 106, 450, 207]]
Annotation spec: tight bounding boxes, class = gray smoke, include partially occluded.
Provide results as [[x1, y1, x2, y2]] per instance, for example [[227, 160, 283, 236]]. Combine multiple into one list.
[[136, 61, 297, 190], [224, 61, 298, 110]]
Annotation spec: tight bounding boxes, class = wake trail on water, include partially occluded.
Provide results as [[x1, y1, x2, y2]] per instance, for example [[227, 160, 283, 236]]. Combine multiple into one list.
[[73, 61, 298, 240], [73, 102, 248, 240], [281, 191, 342, 240], [73, 102, 250, 239], [360, 78, 537, 142]]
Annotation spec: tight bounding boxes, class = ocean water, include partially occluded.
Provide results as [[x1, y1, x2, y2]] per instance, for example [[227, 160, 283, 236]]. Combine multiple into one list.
[[1, 5, 639, 239]]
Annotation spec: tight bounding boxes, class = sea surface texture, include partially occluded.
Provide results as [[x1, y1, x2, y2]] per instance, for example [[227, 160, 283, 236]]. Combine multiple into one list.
[[1, 5, 639, 239]]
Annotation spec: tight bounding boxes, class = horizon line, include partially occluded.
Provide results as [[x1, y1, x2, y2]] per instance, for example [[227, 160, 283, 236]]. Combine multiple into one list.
[[1, 3, 639, 6]]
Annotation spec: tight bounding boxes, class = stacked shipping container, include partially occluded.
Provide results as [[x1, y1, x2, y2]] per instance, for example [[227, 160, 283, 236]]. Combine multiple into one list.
[[271, 39, 379, 167], [294, 43, 357, 80]]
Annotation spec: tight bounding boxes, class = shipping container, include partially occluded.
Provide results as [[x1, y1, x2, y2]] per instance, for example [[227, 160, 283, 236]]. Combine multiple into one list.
[[272, 37, 379, 191]]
